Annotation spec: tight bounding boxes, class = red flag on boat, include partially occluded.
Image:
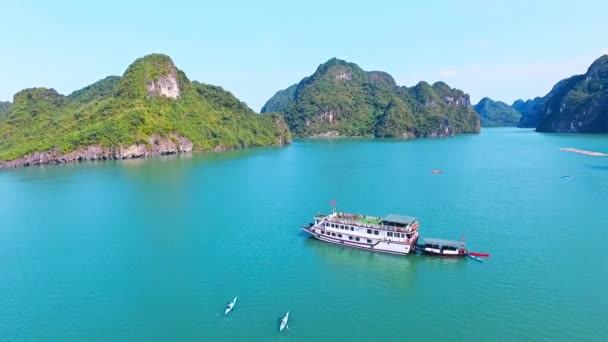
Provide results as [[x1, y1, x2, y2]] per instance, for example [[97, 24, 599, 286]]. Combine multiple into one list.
[[330, 200, 336, 206]]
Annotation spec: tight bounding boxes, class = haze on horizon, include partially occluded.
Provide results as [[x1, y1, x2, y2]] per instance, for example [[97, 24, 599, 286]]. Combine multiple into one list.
[[1, 0, 607, 111]]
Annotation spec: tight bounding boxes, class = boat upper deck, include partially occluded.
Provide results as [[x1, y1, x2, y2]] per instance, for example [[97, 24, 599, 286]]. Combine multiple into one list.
[[316, 212, 420, 233]]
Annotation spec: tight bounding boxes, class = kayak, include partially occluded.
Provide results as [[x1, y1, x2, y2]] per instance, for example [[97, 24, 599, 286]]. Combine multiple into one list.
[[467, 254, 483, 262], [224, 296, 238, 315], [279, 311, 289, 332]]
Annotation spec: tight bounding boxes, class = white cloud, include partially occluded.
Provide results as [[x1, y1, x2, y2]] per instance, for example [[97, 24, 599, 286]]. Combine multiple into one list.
[[439, 69, 457, 77]]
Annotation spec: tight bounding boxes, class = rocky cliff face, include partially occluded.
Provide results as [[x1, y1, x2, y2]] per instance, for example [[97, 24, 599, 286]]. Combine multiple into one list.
[[536, 55, 608, 133], [513, 97, 545, 128], [146, 66, 180, 98], [0, 135, 192, 168], [261, 58, 480, 138], [513, 55, 608, 133]]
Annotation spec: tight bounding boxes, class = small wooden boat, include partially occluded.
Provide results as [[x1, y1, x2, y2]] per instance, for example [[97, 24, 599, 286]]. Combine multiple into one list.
[[416, 238, 467, 257]]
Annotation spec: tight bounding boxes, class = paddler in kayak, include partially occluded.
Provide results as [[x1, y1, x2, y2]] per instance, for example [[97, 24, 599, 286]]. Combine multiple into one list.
[[279, 311, 290, 331], [224, 296, 238, 315]]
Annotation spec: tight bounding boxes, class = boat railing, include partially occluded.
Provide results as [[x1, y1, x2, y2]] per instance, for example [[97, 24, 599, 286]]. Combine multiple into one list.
[[327, 216, 416, 233]]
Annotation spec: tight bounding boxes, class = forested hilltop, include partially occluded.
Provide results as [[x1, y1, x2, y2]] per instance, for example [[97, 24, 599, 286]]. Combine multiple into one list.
[[261, 58, 480, 138], [473, 97, 521, 127], [0, 54, 290, 168]]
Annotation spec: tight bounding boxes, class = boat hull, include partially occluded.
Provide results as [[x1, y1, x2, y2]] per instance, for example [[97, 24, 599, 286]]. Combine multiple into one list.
[[302, 226, 416, 256], [415, 246, 467, 258]]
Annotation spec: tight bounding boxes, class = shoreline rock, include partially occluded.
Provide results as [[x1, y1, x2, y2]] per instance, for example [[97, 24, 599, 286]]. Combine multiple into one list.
[[310, 131, 341, 139], [0, 134, 193, 169]]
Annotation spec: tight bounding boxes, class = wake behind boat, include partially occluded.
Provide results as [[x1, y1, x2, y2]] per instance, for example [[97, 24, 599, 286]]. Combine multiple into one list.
[[279, 311, 289, 332], [224, 296, 237, 315]]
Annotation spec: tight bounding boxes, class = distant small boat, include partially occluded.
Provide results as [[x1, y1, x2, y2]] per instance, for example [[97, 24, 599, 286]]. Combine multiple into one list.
[[224, 296, 238, 315], [432, 170, 443, 174], [561, 175, 573, 181], [279, 311, 289, 332]]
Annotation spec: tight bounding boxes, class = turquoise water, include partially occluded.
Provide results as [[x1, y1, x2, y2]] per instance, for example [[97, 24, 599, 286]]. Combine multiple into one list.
[[1, 128, 607, 341]]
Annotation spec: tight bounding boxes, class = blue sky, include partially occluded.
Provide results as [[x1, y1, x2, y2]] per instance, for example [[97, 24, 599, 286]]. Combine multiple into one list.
[[1, 0, 607, 111]]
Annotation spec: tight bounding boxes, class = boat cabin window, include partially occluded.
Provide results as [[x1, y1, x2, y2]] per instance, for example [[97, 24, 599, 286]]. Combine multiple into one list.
[[387, 232, 393, 237], [313, 229, 316, 233], [348, 236, 353, 240], [325, 223, 329, 227], [374, 230, 379, 235], [367, 229, 372, 234], [367, 239, 372, 243], [443, 246, 457, 251], [406, 233, 412, 238], [355, 237, 360, 241], [350, 227, 354, 231], [338, 234, 342, 238]]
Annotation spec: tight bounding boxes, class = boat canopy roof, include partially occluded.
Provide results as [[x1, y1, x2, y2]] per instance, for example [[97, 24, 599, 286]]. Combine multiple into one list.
[[382, 214, 416, 225], [423, 238, 465, 248]]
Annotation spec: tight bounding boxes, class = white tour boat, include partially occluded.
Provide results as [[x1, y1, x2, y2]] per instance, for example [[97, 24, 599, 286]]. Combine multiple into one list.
[[301, 209, 420, 256]]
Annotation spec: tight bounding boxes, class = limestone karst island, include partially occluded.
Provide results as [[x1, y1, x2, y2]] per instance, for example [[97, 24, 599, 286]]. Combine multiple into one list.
[[1, 2, 608, 341]]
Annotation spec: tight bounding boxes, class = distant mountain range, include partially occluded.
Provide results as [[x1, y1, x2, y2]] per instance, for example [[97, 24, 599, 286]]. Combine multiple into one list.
[[473, 98, 521, 127], [2, 53, 606, 169], [261, 58, 480, 138], [513, 55, 608, 132], [0, 54, 290, 168]]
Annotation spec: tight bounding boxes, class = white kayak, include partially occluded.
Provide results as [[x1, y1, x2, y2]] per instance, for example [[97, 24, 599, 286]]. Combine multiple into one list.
[[467, 254, 483, 262], [224, 296, 238, 315], [279, 311, 289, 332]]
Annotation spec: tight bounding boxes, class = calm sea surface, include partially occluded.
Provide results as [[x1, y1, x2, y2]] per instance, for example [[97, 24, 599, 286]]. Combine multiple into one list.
[[1, 128, 607, 341]]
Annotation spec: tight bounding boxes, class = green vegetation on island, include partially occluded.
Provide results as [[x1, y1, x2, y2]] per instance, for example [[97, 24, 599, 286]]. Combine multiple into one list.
[[473, 97, 521, 127], [536, 55, 608, 132], [261, 58, 480, 138], [0, 54, 291, 165], [514, 54, 608, 132]]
